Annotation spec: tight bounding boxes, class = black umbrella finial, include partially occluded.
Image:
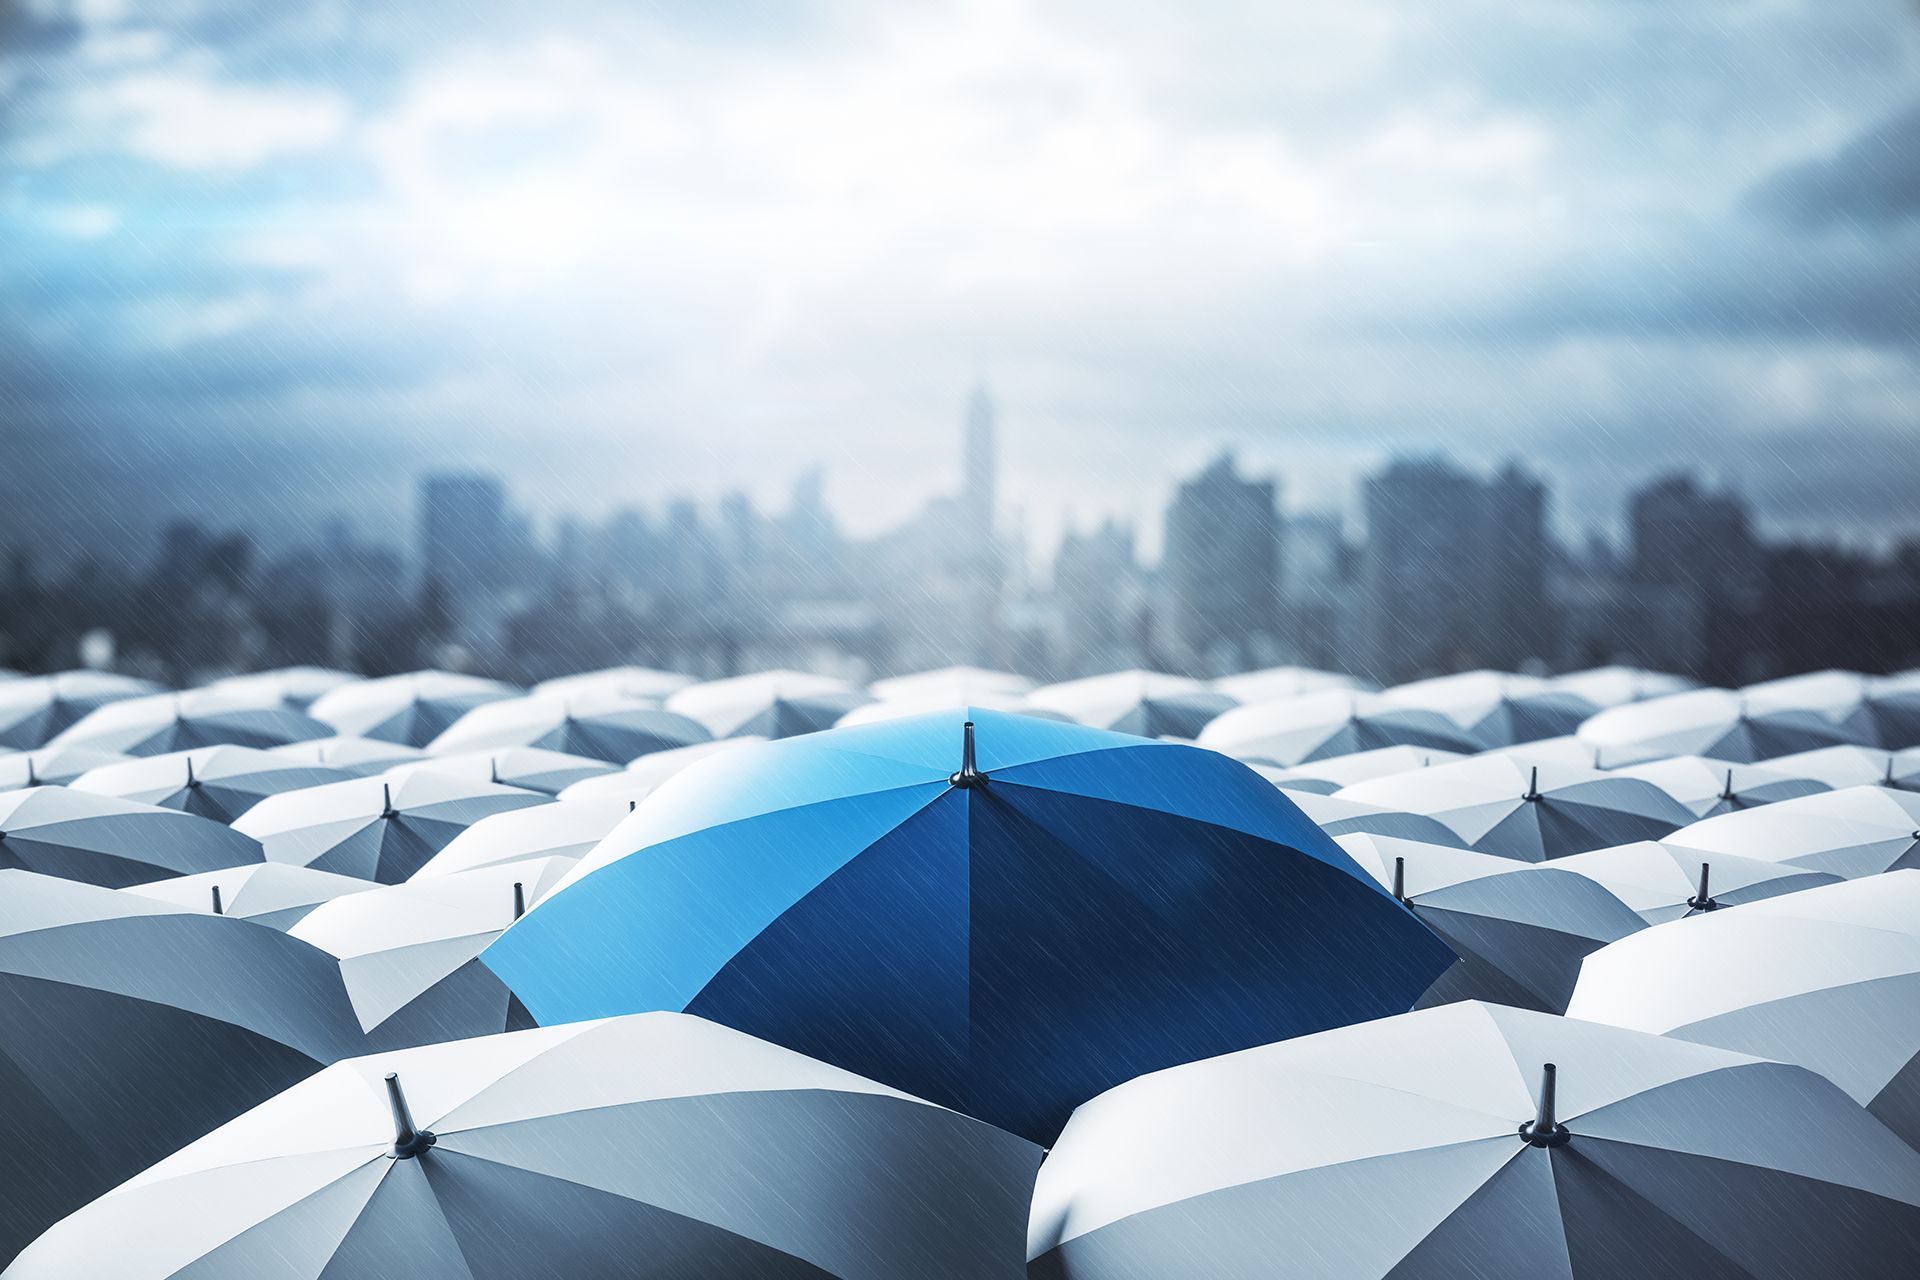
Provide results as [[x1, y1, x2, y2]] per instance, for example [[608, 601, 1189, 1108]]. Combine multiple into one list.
[[380, 783, 398, 820], [1688, 862, 1718, 912], [1523, 766, 1541, 802], [512, 881, 526, 920], [489, 756, 500, 785], [1392, 855, 1407, 904], [1719, 769, 1736, 804], [950, 720, 987, 790], [1520, 1062, 1570, 1148], [210, 884, 223, 915], [23, 755, 36, 788], [385, 1072, 436, 1159], [629, 799, 637, 812], [186, 757, 198, 789]]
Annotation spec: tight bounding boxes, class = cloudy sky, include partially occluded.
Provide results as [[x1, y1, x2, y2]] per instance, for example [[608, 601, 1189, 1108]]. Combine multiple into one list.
[[2, 0, 1917, 560]]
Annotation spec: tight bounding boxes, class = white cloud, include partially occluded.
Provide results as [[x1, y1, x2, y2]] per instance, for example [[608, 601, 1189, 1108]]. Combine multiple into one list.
[[73, 71, 348, 169]]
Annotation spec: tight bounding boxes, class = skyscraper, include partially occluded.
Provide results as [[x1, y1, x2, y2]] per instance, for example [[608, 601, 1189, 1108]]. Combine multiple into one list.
[[417, 472, 507, 599], [1161, 451, 1282, 674]]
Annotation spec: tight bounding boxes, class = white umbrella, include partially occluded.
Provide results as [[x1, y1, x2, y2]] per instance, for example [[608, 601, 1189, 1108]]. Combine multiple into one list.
[[233, 771, 549, 883], [1337, 757, 1695, 861], [1662, 785, 1920, 878], [1278, 790, 1473, 848], [48, 690, 330, 756], [1543, 665, 1696, 708], [1383, 671, 1599, 747], [665, 669, 871, 739], [0, 744, 133, 788], [426, 691, 710, 764], [1577, 687, 1868, 764], [1549, 840, 1841, 924], [267, 734, 426, 777], [836, 691, 1068, 728], [0, 671, 163, 750], [1248, 744, 1469, 795], [387, 747, 616, 796], [1608, 754, 1831, 817], [1029, 1000, 1920, 1280], [555, 737, 766, 803], [1743, 669, 1920, 749], [0, 786, 262, 887], [70, 745, 353, 822], [1197, 690, 1482, 766], [122, 862, 377, 931], [1758, 745, 1920, 792], [1569, 870, 1920, 1148], [203, 666, 358, 711], [412, 798, 633, 879], [10, 1013, 1042, 1280], [1026, 670, 1236, 739], [1478, 735, 1618, 769], [530, 665, 694, 702], [1338, 833, 1644, 1012], [868, 666, 1035, 702], [1210, 666, 1375, 703], [289, 857, 578, 1041], [308, 670, 520, 746]]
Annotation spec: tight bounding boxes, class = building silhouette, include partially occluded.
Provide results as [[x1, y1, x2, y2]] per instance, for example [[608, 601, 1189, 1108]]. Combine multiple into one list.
[[1161, 452, 1282, 675]]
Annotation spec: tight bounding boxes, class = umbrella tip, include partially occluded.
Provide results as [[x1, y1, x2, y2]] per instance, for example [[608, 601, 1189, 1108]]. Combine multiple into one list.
[[186, 756, 197, 788], [1523, 765, 1541, 802], [210, 884, 223, 915], [380, 782, 397, 820], [950, 719, 987, 790], [23, 756, 35, 787], [629, 799, 637, 812], [1392, 855, 1407, 903], [1687, 862, 1718, 912], [1719, 768, 1735, 803], [512, 881, 526, 920], [384, 1072, 436, 1159], [1520, 1063, 1570, 1148], [489, 756, 499, 785]]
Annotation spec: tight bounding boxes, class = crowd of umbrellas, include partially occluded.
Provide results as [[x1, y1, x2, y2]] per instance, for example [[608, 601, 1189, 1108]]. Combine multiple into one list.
[[2, 659, 1920, 1276]]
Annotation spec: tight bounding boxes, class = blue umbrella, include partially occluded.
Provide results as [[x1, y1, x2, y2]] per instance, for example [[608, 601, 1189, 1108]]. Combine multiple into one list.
[[485, 709, 1453, 1143]]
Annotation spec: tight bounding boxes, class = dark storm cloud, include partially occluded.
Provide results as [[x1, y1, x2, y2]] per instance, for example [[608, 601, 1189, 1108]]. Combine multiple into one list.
[[1748, 100, 1920, 230]]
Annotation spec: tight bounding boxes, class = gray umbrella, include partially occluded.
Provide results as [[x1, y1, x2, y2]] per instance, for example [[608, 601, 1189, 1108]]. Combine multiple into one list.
[[1279, 789, 1474, 848], [1025, 670, 1236, 739], [664, 669, 873, 739], [203, 666, 359, 711], [1757, 745, 1920, 793], [1338, 833, 1645, 1013], [387, 748, 617, 796], [1197, 690, 1483, 766], [308, 671, 520, 747], [8, 1012, 1043, 1280], [1383, 671, 1599, 747], [233, 771, 549, 883], [0, 745, 134, 789], [1029, 1000, 1920, 1280], [121, 862, 377, 931], [0, 671, 163, 750], [1548, 840, 1841, 924], [1743, 670, 1920, 750], [1608, 754, 1831, 817], [49, 690, 330, 756], [1338, 757, 1696, 861], [70, 745, 353, 822], [0, 870, 376, 1264], [1661, 785, 1920, 879], [267, 734, 427, 777], [0, 786, 263, 887], [426, 692, 711, 764], [1578, 688, 1867, 764], [1247, 744, 1470, 795]]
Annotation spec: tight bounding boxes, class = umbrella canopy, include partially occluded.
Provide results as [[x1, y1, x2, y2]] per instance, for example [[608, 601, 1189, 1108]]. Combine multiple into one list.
[[1743, 669, 1920, 749], [665, 669, 872, 739], [0, 745, 133, 788], [1569, 871, 1920, 1148], [1250, 744, 1469, 795], [1383, 671, 1599, 747], [388, 748, 616, 796], [0, 786, 263, 887], [529, 664, 694, 702], [412, 798, 632, 878], [1024, 670, 1235, 739], [1609, 754, 1831, 817], [1211, 666, 1376, 704], [836, 690, 1069, 728], [308, 671, 520, 747], [0, 671, 165, 750], [1662, 785, 1920, 878], [122, 862, 377, 931], [268, 734, 426, 777], [1577, 687, 1867, 764], [1338, 757, 1696, 861], [69, 745, 353, 822], [8, 1012, 1043, 1280], [485, 709, 1453, 1144], [1338, 833, 1644, 1012], [1549, 840, 1842, 924], [1278, 790, 1474, 847], [1758, 745, 1920, 792], [555, 737, 766, 803], [234, 771, 549, 884], [48, 690, 330, 756], [1543, 665, 1696, 708], [426, 692, 710, 764], [0, 870, 374, 1263], [203, 666, 359, 711], [1028, 1000, 1920, 1280], [289, 857, 577, 1042], [1481, 735, 1617, 769], [1197, 690, 1483, 767], [868, 665, 1035, 702]]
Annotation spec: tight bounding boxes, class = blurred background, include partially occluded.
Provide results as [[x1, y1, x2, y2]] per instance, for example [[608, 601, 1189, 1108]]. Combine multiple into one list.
[[1, 0, 1917, 685]]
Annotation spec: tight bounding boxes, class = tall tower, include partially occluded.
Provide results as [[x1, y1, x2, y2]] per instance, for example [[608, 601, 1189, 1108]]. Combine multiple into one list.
[[963, 383, 996, 543]]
